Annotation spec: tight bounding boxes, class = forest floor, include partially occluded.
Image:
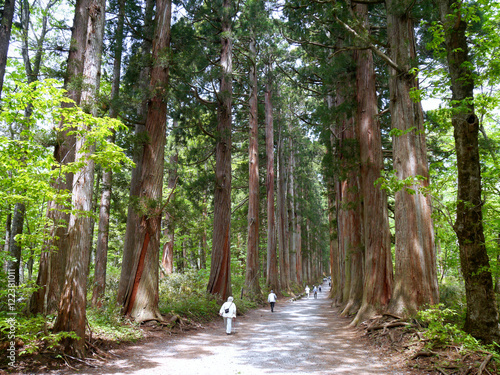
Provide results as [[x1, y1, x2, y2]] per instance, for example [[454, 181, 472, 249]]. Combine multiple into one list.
[[4, 285, 497, 375]]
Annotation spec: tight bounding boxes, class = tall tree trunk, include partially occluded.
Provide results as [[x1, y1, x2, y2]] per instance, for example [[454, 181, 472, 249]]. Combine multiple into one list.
[[245, 36, 261, 298], [200, 189, 208, 269], [352, 3, 393, 326], [439, 0, 500, 344], [31, 0, 91, 315], [120, 0, 171, 321], [117, 0, 155, 306], [0, 0, 15, 98], [161, 152, 178, 276], [265, 68, 278, 291], [288, 136, 297, 285], [277, 117, 290, 292], [207, 0, 233, 300], [8, 204, 25, 285], [295, 186, 302, 285], [91, 0, 125, 308], [339, 145, 364, 316], [53, 0, 106, 357], [3, 212, 11, 273], [325, 93, 342, 302], [386, 0, 439, 316]]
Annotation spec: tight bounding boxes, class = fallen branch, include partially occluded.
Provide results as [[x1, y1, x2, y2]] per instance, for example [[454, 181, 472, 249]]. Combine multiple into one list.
[[436, 367, 449, 375], [478, 354, 493, 375], [62, 353, 97, 368], [85, 340, 117, 359]]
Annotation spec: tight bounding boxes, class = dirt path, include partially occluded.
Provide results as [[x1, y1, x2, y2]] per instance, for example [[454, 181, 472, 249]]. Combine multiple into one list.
[[56, 285, 418, 375]]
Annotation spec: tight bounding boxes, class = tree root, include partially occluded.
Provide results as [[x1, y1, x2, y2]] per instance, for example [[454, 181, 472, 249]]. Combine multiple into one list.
[[367, 321, 413, 332]]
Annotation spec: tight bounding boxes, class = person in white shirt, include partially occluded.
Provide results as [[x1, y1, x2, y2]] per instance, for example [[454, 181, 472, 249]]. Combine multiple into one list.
[[305, 285, 310, 298], [267, 290, 278, 312], [219, 296, 237, 335]]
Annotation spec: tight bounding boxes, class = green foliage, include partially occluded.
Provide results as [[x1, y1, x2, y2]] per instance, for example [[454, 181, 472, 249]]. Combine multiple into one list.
[[87, 305, 142, 343], [417, 305, 479, 350], [375, 170, 428, 196], [159, 270, 219, 322], [158, 270, 258, 322], [0, 313, 79, 355]]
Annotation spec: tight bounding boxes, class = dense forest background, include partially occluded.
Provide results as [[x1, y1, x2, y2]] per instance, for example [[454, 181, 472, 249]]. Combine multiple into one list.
[[1, 0, 500, 362]]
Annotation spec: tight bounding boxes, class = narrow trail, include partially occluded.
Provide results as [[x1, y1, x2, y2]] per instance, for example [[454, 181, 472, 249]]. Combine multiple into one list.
[[59, 284, 417, 375]]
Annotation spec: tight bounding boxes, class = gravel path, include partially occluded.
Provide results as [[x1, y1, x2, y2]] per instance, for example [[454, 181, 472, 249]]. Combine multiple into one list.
[[58, 284, 416, 375]]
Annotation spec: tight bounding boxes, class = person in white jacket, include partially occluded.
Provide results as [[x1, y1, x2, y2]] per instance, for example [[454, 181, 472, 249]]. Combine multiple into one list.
[[267, 290, 277, 312], [219, 296, 237, 335]]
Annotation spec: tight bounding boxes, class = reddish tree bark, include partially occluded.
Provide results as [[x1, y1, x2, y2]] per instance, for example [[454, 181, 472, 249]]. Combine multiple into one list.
[[288, 136, 297, 285], [386, 0, 439, 316], [265, 68, 278, 291], [207, 0, 233, 300], [339, 133, 364, 316], [116, 0, 155, 307], [352, 3, 393, 325], [277, 116, 290, 292], [120, 0, 172, 322], [244, 36, 261, 298]]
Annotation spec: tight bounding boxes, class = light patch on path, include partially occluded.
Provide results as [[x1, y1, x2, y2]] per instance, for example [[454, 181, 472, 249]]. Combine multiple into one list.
[[57, 285, 415, 375]]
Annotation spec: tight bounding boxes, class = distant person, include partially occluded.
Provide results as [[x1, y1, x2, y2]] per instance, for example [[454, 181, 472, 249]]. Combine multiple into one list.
[[319, 285, 322, 292], [313, 285, 318, 299], [267, 290, 278, 312], [219, 296, 237, 335], [305, 285, 310, 298]]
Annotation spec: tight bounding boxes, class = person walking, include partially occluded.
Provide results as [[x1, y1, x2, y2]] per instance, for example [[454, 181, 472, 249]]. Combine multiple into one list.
[[219, 296, 237, 335], [267, 290, 278, 312], [305, 285, 310, 298], [313, 285, 318, 299]]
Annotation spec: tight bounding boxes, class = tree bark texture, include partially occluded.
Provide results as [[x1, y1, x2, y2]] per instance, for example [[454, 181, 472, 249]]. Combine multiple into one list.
[[0, 0, 15, 98], [120, 0, 171, 322], [352, 3, 393, 326], [8, 203, 25, 285], [339, 115, 364, 317], [31, 0, 91, 315], [325, 94, 342, 303], [245, 36, 261, 298], [53, 0, 105, 357], [277, 119, 290, 292], [386, 0, 439, 316], [265, 72, 278, 291], [161, 153, 178, 276], [207, 0, 233, 300], [288, 136, 297, 285], [295, 187, 302, 285], [438, 0, 500, 344], [92, 0, 125, 308], [117, 0, 155, 306]]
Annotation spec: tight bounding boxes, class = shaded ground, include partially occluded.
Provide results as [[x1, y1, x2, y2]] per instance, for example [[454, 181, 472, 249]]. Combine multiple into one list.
[[43, 284, 421, 375]]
